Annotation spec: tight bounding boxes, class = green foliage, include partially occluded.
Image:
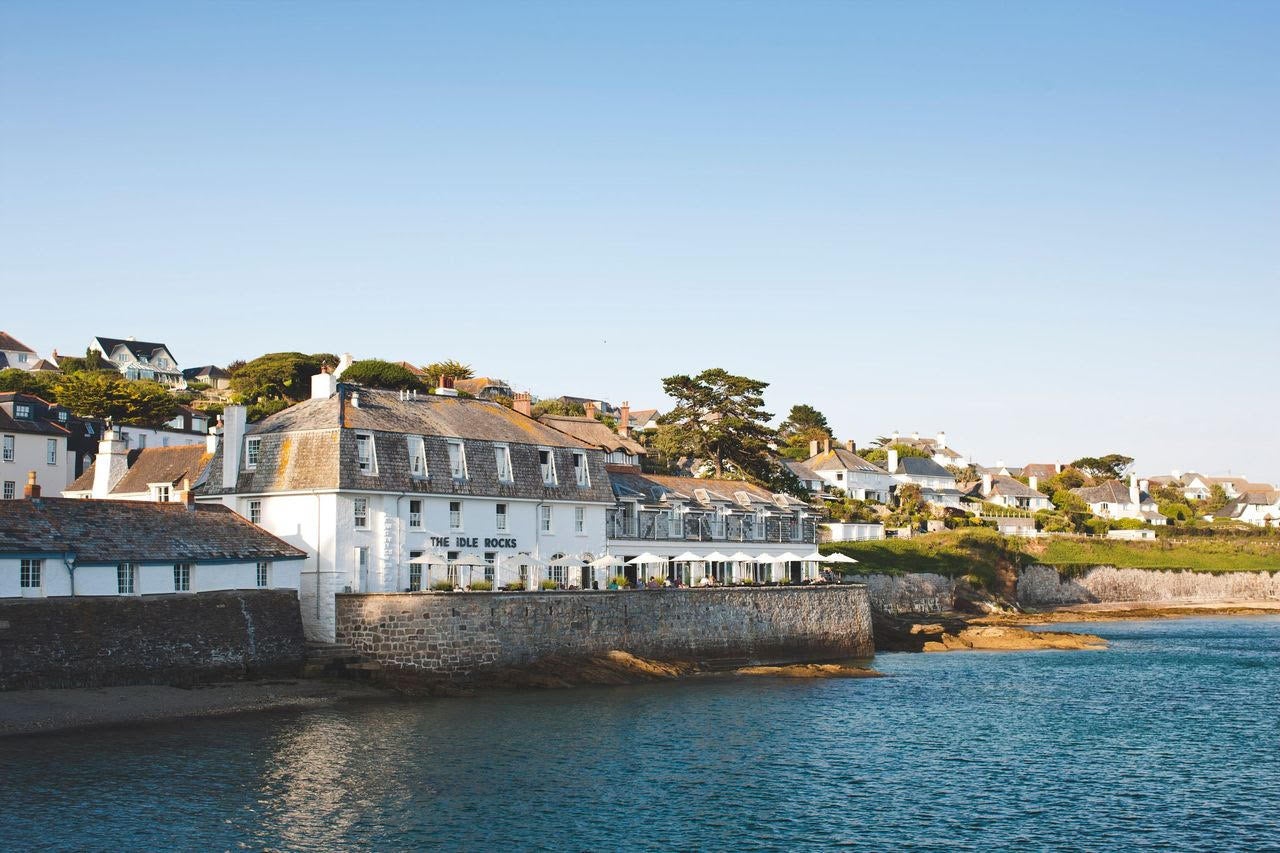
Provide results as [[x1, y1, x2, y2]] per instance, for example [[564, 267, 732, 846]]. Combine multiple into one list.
[[0, 368, 58, 397], [658, 368, 776, 481], [422, 360, 474, 382], [1203, 484, 1230, 513], [1084, 517, 1111, 536], [230, 352, 337, 403], [1112, 517, 1146, 530], [539, 578, 561, 590], [1041, 468, 1087, 493], [247, 398, 291, 422], [502, 581, 525, 591], [53, 347, 111, 375], [1037, 537, 1280, 572], [531, 399, 585, 418], [861, 443, 932, 468], [468, 580, 494, 591], [431, 579, 455, 591], [1070, 454, 1134, 481], [609, 574, 629, 588], [778, 404, 830, 438], [1160, 501, 1195, 522], [823, 528, 1030, 589], [53, 373, 178, 427], [1051, 489, 1089, 514], [339, 359, 428, 391]]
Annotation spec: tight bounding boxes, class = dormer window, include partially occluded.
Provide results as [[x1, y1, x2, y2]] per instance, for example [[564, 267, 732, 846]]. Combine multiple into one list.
[[573, 451, 589, 487], [151, 484, 171, 503], [14, 404, 31, 419], [495, 445, 513, 483], [355, 432, 376, 474], [245, 437, 261, 470], [407, 436, 428, 479], [539, 449, 557, 485], [57, 411, 67, 422], [447, 441, 467, 480]]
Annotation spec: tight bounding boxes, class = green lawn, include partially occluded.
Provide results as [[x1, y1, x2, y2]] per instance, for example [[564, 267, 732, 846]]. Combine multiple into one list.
[[824, 530, 1280, 576]]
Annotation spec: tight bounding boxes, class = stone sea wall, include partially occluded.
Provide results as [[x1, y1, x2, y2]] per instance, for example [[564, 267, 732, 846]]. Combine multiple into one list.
[[1017, 565, 1280, 607], [0, 590, 305, 690], [335, 586, 874, 684], [857, 573, 955, 614]]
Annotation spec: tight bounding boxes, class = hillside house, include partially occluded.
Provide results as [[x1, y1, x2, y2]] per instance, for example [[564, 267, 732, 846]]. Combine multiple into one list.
[[1072, 475, 1168, 524], [90, 336, 184, 387]]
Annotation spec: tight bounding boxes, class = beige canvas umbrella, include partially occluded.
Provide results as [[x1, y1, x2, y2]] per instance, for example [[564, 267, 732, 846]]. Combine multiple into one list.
[[590, 555, 627, 569], [625, 553, 665, 565], [819, 552, 859, 564], [672, 551, 705, 562]]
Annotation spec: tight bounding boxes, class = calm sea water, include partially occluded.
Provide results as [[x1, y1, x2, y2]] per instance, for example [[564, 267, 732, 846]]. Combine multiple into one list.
[[2, 617, 1279, 852]]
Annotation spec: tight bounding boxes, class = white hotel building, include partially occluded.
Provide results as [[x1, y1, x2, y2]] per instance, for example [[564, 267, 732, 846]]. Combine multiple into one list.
[[196, 375, 615, 641]]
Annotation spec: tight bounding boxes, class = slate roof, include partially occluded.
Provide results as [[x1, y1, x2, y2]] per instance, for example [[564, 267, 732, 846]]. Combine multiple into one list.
[[0, 332, 36, 354], [1072, 481, 1151, 505], [0, 497, 306, 563], [537, 414, 646, 456], [974, 475, 1045, 500], [784, 459, 822, 483], [608, 470, 812, 510], [198, 388, 615, 503], [454, 376, 511, 396], [0, 393, 71, 437], [182, 365, 230, 381], [806, 447, 889, 474], [94, 337, 177, 363], [1021, 463, 1063, 480], [891, 456, 954, 479], [65, 445, 212, 495], [627, 408, 660, 427]]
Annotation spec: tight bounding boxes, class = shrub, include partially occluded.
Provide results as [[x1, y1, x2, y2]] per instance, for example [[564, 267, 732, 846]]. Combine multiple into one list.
[[431, 580, 455, 591], [468, 580, 493, 591], [502, 581, 525, 591], [1084, 517, 1111, 537], [610, 574, 629, 588], [539, 579, 561, 590]]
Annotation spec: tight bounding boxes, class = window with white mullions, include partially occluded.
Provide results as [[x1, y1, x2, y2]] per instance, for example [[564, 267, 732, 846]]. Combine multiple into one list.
[[174, 562, 192, 592], [20, 559, 42, 590]]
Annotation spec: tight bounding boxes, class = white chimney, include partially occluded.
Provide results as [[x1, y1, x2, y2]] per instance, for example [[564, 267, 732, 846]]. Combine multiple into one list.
[[334, 353, 354, 379], [809, 439, 820, 458], [911, 431, 919, 441], [312, 367, 336, 400], [982, 473, 993, 497], [887, 448, 899, 473], [1029, 475, 1039, 492], [891, 430, 899, 442], [222, 405, 246, 488], [1129, 472, 1140, 505], [206, 425, 218, 454], [92, 426, 130, 499], [1172, 469, 1182, 480], [936, 431, 947, 450]]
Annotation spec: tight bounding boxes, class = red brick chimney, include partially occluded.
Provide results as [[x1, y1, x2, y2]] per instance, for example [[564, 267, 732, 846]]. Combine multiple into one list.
[[618, 401, 631, 437], [584, 401, 598, 420], [513, 392, 532, 417], [23, 470, 40, 499]]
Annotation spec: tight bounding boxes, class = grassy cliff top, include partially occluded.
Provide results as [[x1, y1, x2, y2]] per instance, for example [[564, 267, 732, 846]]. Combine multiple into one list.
[[825, 530, 1280, 577]]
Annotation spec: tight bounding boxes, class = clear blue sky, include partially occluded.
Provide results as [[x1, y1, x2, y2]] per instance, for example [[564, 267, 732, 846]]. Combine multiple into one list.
[[2, 1, 1277, 482]]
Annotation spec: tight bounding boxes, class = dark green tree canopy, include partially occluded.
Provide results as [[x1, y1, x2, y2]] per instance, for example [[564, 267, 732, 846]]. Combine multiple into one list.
[[656, 368, 775, 481], [778, 404, 831, 439], [1070, 454, 1134, 481], [861, 443, 932, 468], [423, 360, 474, 382], [230, 352, 337, 403], [53, 373, 178, 427], [339, 359, 427, 391], [0, 368, 58, 397]]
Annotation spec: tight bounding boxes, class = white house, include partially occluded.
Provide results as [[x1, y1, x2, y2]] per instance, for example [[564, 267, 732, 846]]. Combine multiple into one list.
[[90, 336, 184, 387], [1, 393, 71, 496], [886, 430, 967, 469], [1072, 474, 1168, 524], [63, 431, 211, 502], [0, 478, 306, 598], [1209, 490, 1280, 527], [804, 440, 895, 503], [965, 473, 1053, 513], [0, 331, 39, 371], [605, 470, 822, 585], [885, 449, 963, 508], [195, 378, 616, 641]]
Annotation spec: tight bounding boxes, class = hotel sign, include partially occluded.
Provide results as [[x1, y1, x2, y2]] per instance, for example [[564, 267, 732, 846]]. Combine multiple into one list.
[[430, 536, 519, 549]]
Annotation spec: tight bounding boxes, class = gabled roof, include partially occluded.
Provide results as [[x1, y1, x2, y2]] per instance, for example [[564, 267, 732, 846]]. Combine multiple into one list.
[[65, 445, 212, 496], [806, 447, 890, 475], [891, 456, 954, 478], [454, 376, 511, 396], [607, 470, 810, 510], [0, 498, 306, 563], [627, 408, 660, 427], [963, 475, 1045, 500], [182, 365, 230, 381], [249, 387, 594, 448], [538, 414, 646, 456], [1209, 476, 1252, 491], [94, 337, 176, 363], [0, 331, 36, 354], [1021, 463, 1062, 480], [784, 459, 822, 483], [27, 359, 60, 372], [1072, 480, 1151, 505]]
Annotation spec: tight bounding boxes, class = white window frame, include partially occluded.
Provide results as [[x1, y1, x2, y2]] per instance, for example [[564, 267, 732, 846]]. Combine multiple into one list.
[[256, 561, 271, 588], [248, 499, 262, 525], [573, 451, 589, 487], [407, 435, 428, 479], [2, 435, 13, 463], [174, 562, 192, 592], [449, 500, 463, 531], [355, 432, 377, 475], [353, 496, 369, 529], [447, 440, 468, 480], [574, 506, 585, 535], [539, 504, 553, 533], [2, 480, 14, 500], [495, 503, 508, 531], [245, 437, 261, 470], [151, 483, 171, 503], [117, 562, 138, 595], [46, 438, 58, 465], [494, 444, 514, 483], [539, 449, 557, 486], [20, 558, 42, 592], [14, 403, 31, 419], [409, 499, 423, 530]]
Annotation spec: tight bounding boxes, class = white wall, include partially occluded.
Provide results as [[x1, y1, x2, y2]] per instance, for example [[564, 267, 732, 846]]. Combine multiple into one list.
[[1, 432, 69, 491], [118, 426, 205, 450], [0, 556, 301, 598]]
